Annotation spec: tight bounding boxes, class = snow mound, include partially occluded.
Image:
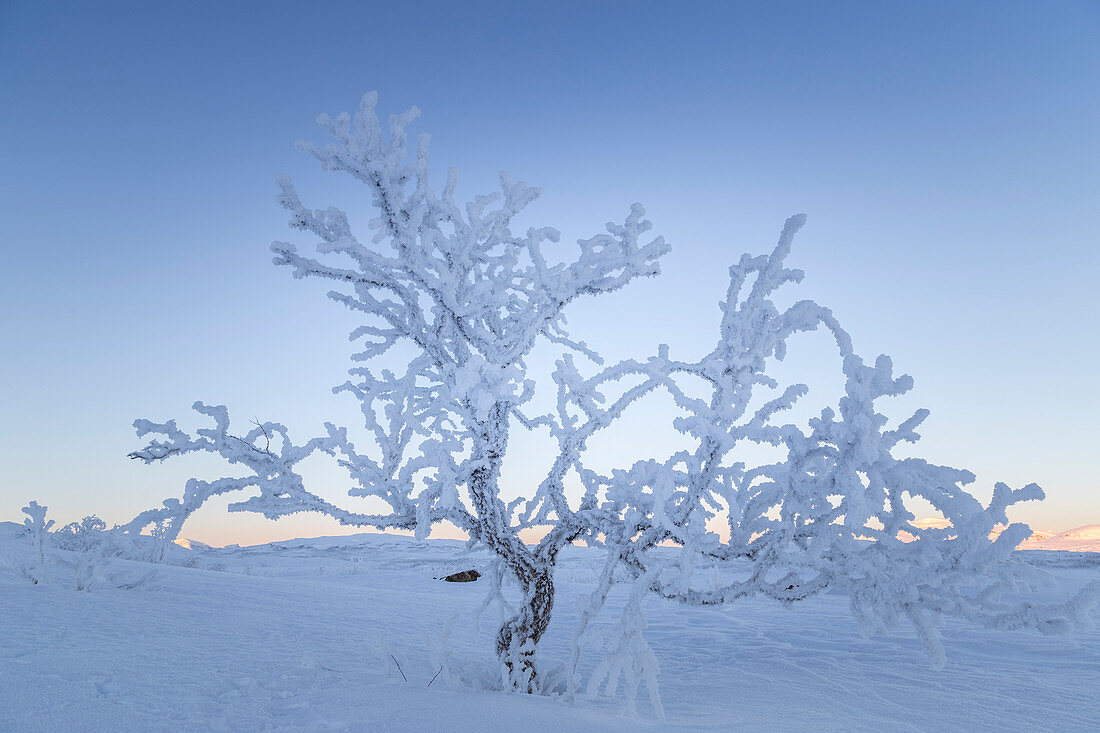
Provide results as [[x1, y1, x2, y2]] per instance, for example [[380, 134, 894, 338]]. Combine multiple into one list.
[[0, 520, 25, 540]]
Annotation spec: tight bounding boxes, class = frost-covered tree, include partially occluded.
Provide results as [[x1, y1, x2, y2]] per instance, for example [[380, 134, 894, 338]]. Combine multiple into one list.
[[20, 501, 54, 584], [129, 94, 1098, 699]]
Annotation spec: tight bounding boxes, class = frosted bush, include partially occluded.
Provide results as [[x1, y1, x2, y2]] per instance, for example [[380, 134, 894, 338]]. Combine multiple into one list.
[[54, 515, 109, 552]]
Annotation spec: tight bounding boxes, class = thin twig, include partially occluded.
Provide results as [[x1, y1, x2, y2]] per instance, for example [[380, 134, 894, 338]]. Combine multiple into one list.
[[230, 434, 275, 458], [391, 655, 407, 682], [427, 666, 442, 688], [250, 418, 271, 451], [127, 447, 181, 461]]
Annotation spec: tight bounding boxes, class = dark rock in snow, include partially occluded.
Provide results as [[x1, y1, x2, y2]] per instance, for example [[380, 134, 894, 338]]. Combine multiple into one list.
[[440, 569, 480, 582]]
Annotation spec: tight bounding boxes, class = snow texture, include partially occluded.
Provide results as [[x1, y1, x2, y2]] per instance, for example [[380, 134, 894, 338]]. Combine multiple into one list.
[[2, 526, 1098, 731]]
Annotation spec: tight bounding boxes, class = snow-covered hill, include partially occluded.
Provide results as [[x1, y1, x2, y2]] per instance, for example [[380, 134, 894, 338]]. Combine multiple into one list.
[[1023, 525, 1100, 552], [2, 529, 1098, 731], [908, 519, 1100, 552]]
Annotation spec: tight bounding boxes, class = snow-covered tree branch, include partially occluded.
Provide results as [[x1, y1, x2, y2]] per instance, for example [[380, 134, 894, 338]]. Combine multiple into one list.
[[128, 93, 1098, 704]]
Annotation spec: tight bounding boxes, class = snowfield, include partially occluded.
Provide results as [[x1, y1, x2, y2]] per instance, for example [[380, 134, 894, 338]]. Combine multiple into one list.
[[2, 523, 1098, 732]]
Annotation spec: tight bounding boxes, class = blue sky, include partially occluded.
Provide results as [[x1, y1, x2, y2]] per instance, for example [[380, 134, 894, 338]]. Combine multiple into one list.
[[1, 1, 1097, 544]]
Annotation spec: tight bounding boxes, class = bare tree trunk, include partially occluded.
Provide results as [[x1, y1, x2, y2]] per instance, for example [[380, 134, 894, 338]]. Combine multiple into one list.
[[496, 564, 554, 692], [464, 403, 556, 691]]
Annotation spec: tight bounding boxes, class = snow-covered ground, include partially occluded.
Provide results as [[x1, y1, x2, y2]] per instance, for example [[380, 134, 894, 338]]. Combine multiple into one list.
[[2, 523, 1098, 731]]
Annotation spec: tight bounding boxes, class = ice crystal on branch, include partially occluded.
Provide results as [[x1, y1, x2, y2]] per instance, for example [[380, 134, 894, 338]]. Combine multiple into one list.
[[128, 93, 1097, 706]]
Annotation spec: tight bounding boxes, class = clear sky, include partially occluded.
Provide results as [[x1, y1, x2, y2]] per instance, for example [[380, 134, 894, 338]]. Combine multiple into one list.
[[2, 1, 1097, 545]]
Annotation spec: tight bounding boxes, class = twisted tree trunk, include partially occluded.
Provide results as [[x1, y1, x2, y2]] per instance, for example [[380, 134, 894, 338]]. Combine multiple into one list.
[[466, 403, 556, 691], [496, 563, 554, 692]]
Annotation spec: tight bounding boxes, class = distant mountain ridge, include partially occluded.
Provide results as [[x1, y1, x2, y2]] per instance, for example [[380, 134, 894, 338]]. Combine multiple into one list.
[[1017, 525, 1100, 552], [910, 519, 1100, 552], [3, 519, 1098, 553]]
